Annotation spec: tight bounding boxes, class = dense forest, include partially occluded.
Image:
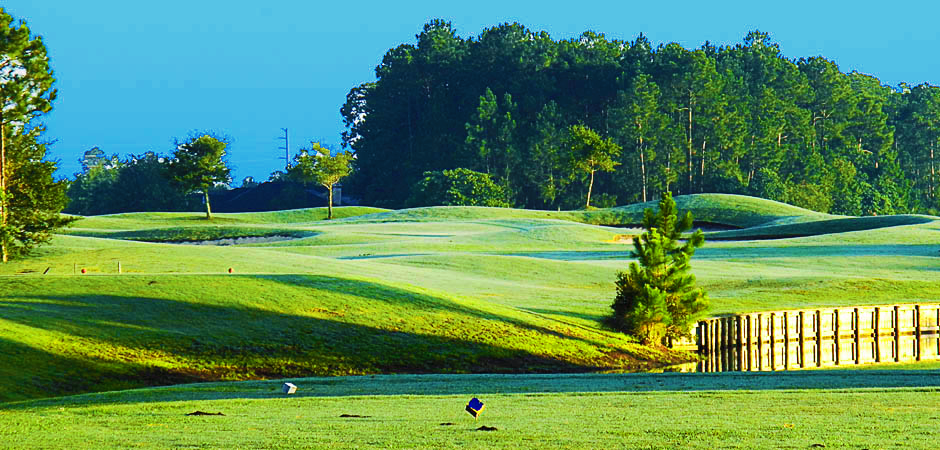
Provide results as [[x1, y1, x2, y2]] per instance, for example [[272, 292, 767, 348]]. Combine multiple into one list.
[[342, 21, 940, 214]]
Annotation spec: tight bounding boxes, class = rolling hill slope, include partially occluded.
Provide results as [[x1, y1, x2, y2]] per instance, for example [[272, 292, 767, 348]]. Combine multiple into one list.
[[2, 196, 939, 402]]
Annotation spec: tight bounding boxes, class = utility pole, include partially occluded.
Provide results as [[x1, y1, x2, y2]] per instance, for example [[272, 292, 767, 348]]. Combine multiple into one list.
[[278, 128, 290, 170]]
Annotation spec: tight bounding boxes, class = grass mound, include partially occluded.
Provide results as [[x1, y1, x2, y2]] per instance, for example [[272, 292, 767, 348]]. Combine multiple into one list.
[[584, 193, 834, 228], [344, 194, 837, 230], [0, 275, 672, 403], [61, 206, 386, 242], [63, 226, 315, 243], [66, 206, 386, 230], [335, 206, 593, 224], [708, 214, 936, 240]]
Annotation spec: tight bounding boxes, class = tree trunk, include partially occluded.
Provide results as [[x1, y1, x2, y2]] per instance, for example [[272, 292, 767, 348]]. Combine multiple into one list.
[[747, 136, 755, 185], [327, 184, 334, 219], [687, 92, 693, 194], [931, 141, 936, 200], [700, 139, 707, 193], [0, 108, 7, 263], [639, 136, 647, 203], [586, 169, 595, 208], [204, 190, 212, 220]]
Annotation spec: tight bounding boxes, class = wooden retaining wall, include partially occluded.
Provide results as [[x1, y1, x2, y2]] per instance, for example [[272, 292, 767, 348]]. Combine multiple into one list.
[[696, 303, 940, 372]]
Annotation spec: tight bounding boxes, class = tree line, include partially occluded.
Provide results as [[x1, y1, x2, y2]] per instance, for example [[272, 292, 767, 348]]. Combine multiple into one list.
[[66, 138, 353, 219], [343, 21, 940, 214]]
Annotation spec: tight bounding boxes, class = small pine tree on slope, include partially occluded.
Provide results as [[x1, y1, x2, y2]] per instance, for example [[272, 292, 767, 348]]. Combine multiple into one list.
[[610, 192, 708, 344]]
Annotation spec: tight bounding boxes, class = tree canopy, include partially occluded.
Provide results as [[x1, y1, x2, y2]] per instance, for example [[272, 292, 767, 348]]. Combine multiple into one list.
[[66, 151, 199, 215], [408, 168, 510, 208], [343, 21, 940, 214], [288, 142, 352, 219], [166, 134, 231, 220], [566, 125, 621, 208]]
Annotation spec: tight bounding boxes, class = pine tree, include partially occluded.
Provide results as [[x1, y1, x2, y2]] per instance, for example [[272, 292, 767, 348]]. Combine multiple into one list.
[[610, 192, 708, 344], [0, 8, 64, 261], [1, 127, 70, 259], [566, 125, 620, 208]]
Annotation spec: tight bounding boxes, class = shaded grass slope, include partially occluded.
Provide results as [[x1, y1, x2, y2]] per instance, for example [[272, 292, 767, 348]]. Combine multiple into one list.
[[707, 214, 935, 240], [331, 194, 831, 228], [62, 206, 386, 239], [586, 193, 836, 228], [0, 275, 672, 403]]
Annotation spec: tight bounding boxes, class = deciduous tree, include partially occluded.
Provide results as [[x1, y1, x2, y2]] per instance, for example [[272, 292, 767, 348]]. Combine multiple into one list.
[[166, 134, 231, 220], [566, 125, 620, 208], [408, 167, 510, 208], [66, 152, 197, 215], [289, 142, 353, 219]]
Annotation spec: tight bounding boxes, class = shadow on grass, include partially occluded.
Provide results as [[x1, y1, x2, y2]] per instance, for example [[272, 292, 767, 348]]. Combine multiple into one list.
[[0, 337, 150, 403], [693, 244, 940, 259], [504, 251, 632, 261], [706, 215, 935, 240], [507, 243, 939, 262], [255, 274, 627, 350], [522, 308, 606, 324], [0, 275, 653, 402]]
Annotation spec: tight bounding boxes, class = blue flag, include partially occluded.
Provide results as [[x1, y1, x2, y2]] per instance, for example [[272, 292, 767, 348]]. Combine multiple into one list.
[[466, 398, 485, 418]]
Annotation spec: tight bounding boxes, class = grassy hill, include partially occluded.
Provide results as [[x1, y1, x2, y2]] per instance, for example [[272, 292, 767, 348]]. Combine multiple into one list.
[[2, 196, 940, 403], [336, 194, 833, 228]]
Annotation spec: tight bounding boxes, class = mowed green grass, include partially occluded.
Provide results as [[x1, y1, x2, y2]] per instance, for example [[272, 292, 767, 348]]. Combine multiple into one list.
[[0, 275, 673, 403], [3, 372, 940, 449], [2, 197, 940, 404]]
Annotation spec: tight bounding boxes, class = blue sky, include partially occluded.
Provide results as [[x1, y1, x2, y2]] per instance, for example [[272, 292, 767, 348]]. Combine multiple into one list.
[[6, 0, 939, 183]]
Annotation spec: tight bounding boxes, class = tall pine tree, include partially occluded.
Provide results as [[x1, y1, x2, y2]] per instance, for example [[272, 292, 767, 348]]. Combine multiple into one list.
[[0, 8, 66, 261]]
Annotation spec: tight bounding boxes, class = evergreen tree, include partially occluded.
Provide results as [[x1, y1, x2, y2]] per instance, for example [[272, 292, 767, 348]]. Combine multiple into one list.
[[465, 87, 518, 188], [1, 127, 70, 259], [0, 8, 64, 261], [610, 192, 708, 343], [341, 21, 940, 215], [524, 101, 567, 208], [610, 75, 669, 203]]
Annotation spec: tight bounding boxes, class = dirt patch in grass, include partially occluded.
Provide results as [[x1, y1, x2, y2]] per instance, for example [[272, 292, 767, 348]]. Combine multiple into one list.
[[186, 411, 225, 416]]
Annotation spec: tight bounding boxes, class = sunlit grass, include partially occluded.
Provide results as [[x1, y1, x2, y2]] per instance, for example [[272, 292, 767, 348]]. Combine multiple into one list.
[[2, 193, 939, 403], [3, 372, 940, 449]]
